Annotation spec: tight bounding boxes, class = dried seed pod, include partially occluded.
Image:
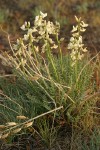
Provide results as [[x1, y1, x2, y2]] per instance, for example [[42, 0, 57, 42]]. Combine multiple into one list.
[[0, 125, 6, 129], [16, 115, 27, 120], [24, 122, 33, 128], [12, 128, 21, 134], [1, 133, 9, 139], [6, 122, 17, 127], [29, 75, 40, 81]]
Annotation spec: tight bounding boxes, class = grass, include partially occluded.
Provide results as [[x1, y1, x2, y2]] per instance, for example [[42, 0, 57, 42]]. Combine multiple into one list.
[[0, 12, 100, 149]]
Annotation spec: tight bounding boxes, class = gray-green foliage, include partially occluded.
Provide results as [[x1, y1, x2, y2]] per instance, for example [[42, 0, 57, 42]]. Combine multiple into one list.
[[0, 12, 98, 149]]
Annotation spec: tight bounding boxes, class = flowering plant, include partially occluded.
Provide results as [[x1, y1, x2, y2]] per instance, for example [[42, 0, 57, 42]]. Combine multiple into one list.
[[14, 11, 60, 55], [11, 11, 63, 80], [0, 12, 97, 144], [68, 16, 88, 66]]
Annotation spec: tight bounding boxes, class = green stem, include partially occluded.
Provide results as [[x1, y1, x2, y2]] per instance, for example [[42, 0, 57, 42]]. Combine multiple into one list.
[[75, 60, 78, 89], [29, 36, 38, 64], [56, 35, 63, 74], [47, 43, 58, 80]]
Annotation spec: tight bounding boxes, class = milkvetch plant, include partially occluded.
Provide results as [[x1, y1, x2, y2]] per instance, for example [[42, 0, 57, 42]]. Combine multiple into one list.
[[68, 16, 88, 66], [12, 11, 63, 80], [0, 11, 97, 145]]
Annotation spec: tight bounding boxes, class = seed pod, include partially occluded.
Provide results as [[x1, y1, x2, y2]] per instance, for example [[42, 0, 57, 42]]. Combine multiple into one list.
[[29, 75, 40, 81], [0, 125, 6, 129], [6, 122, 17, 127], [1, 133, 9, 139], [12, 128, 21, 134], [24, 122, 33, 128], [16, 115, 27, 120]]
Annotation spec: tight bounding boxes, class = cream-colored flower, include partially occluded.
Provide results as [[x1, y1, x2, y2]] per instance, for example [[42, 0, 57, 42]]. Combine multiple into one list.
[[70, 37, 74, 42], [72, 32, 79, 37], [68, 43, 74, 50], [24, 34, 29, 41], [34, 15, 42, 26], [34, 46, 39, 52], [79, 36, 82, 43], [20, 23, 26, 30], [80, 28, 86, 32], [40, 11, 47, 18], [28, 28, 33, 34], [51, 44, 58, 49], [46, 21, 54, 34], [34, 12, 47, 27], [32, 27, 37, 32], [50, 38, 55, 44], [20, 21, 30, 30], [82, 47, 87, 52], [70, 50, 76, 60], [75, 16, 81, 22], [39, 27, 45, 35], [81, 21, 88, 27], [78, 53, 84, 60], [71, 25, 78, 32], [68, 16, 88, 66], [17, 39, 20, 44], [35, 15, 39, 22], [60, 38, 64, 42]]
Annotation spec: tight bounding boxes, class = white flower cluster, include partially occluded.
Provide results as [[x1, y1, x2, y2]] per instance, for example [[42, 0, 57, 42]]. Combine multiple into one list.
[[68, 16, 88, 66], [14, 11, 60, 55]]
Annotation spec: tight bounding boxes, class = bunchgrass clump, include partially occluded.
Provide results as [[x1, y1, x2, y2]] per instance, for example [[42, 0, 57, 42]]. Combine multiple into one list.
[[0, 11, 99, 149]]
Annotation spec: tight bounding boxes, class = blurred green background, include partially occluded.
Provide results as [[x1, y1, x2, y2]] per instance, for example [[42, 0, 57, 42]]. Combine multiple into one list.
[[0, 0, 100, 51]]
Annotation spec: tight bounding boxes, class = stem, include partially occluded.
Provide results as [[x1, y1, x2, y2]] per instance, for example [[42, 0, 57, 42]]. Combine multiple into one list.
[[56, 35, 63, 73], [2, 106, 63, 134], [47, 43, 58, 80], [75, 60, 78, 88], [29, 36, 38, 64]]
